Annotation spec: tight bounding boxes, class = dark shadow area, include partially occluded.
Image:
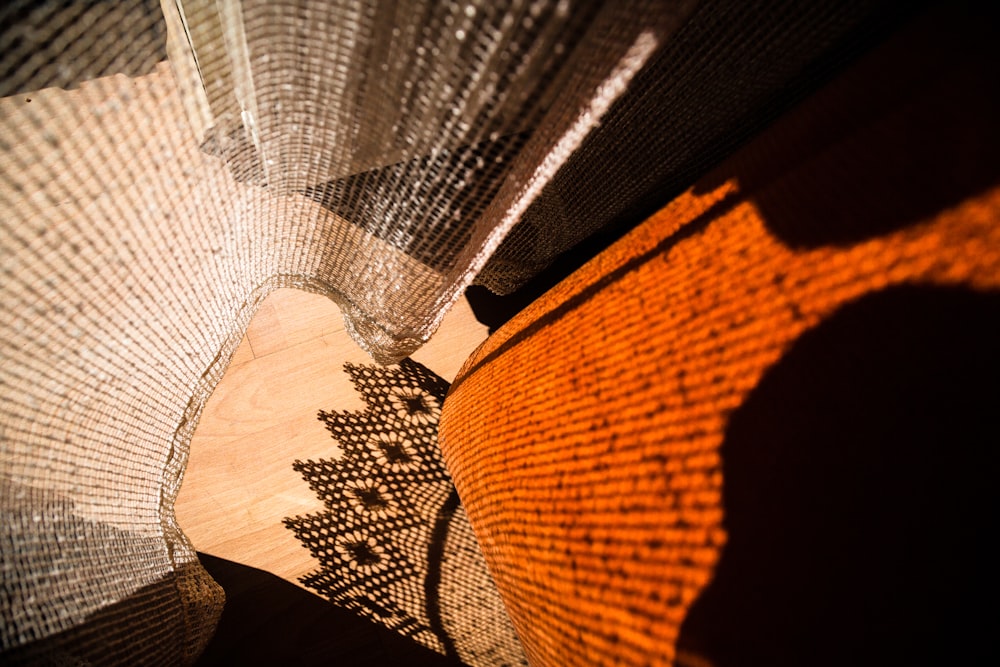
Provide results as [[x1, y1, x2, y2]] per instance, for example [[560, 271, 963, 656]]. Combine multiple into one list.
[[467, 1, 999, 332], [2, 557, 219, 665], [464, 219, 632, 334], [474, 0, 927, 298], [196, 552, 467, 667], [0, 0, 167, 97], [676, 285, 1000, 666], [303, 134, 528, 273], [697, 0, 1000, 248]]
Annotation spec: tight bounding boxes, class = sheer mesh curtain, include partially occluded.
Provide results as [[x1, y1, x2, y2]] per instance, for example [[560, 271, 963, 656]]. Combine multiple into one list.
[[167, 0, 686, 362], [1, 0, 692, 662]]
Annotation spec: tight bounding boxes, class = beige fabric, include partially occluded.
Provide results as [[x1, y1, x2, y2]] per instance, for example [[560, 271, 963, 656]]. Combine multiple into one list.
[[162, 0, 687, 355], [1, 0, 693, 661]]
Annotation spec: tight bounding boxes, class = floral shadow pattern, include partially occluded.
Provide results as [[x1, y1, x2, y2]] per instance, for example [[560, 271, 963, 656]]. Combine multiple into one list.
[[284, 358, 526, 667]]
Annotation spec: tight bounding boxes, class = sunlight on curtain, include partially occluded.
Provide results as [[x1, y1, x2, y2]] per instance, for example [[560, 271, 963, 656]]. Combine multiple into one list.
[[164, 0, 681, 361], [1, 0, 692, 662]]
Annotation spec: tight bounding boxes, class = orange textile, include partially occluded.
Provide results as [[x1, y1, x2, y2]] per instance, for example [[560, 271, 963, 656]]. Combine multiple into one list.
[[438, 4, 1000, 665]]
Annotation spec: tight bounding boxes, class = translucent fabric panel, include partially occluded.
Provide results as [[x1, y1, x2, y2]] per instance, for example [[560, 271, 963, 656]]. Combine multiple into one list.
[[164, 0, 691, 360], [1, 0, 692, 661]]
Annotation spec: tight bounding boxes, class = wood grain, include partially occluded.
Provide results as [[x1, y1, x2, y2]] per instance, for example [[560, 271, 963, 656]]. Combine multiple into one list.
[[176, 288, 487, 587]]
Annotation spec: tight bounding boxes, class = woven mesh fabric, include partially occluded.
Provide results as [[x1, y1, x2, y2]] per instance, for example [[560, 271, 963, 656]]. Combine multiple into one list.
[[154, 0, 693, 358], [0, 1, 694, 661], [439, 4, 1000, 664], [475, 0, 925, 293]]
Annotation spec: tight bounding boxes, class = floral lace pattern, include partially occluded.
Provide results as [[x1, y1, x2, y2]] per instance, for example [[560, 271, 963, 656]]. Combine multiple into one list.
[[284, 358, 527, 666], [335, 531, 390, 575], [367, 431, 420, 473], [388, 387, 442, 426]]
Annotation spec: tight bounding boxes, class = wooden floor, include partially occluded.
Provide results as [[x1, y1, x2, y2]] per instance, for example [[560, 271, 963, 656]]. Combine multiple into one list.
[[175, 288, 488, 588]]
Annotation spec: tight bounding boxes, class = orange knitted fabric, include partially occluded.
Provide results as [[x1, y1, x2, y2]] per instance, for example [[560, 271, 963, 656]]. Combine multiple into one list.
[[438, 5, 1000, 664]]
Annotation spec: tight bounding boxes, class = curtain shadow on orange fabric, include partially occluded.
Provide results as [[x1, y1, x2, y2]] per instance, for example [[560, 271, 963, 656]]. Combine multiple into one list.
[[676, 284, 999, 666], [439, 2, 1000, 663]]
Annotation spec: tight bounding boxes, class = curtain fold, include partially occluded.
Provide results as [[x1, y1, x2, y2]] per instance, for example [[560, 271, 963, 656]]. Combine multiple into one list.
[[1, 1, 693, 661], [164, 0, 694, 361]]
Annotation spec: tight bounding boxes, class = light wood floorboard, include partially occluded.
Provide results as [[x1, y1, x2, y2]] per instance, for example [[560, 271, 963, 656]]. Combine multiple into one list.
[[176, 288, 488, 588]]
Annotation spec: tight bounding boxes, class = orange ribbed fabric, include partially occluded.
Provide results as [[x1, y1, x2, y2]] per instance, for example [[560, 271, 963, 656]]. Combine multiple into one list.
[[438, 5, 1000, 664]]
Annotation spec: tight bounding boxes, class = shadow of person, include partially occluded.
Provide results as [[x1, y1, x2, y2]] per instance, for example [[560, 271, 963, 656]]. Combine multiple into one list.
[[676, 285, 999, 666]]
